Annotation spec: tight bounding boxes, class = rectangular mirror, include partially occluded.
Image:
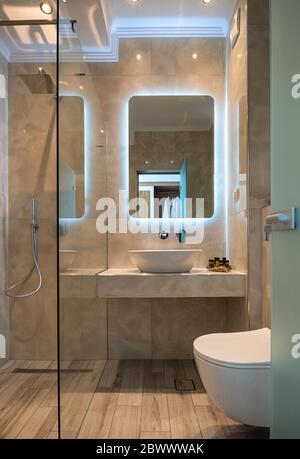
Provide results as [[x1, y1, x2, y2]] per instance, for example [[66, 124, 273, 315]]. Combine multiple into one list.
[[59, 96, 85, 218], [129, 96, 214, 219]]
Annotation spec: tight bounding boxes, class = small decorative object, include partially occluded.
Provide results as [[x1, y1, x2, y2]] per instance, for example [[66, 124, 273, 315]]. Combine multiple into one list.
[[207, 257, 232, 273], [230, 8, 241, 49]]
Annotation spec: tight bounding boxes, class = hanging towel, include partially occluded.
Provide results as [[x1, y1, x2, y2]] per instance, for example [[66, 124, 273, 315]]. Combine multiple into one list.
[[170, 197, 181, 218]]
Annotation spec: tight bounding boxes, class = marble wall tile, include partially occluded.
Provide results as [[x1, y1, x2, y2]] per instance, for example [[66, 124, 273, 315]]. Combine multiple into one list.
[[60, 297, 107, 361], [8, 62, 56, 360], [6, 61, 108, 359], [248, 24, 270, 209], [106, 297, 239, 360], [8, 62, 56, 77], [228, 212, 247, 272], [151, 38, 224, 76], [88, 39, 152, 76], [226, 0, 250, 335], [81, 298, 107, 360], [225, 298, 248, 332], [227, 0, 248, 223], [10, 284, 57, 360], [247, 0, 270, 330], [151, 298, 227, 359], [60, 298, 82, 360], [108, 298, 152, 359], [248, 208, 264, 329], [60, 273, 98, 299]]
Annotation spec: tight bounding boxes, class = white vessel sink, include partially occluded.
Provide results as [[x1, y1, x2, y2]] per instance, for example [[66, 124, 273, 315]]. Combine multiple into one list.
[[59, 250, 78, 272], [128, 249, 202, 273]]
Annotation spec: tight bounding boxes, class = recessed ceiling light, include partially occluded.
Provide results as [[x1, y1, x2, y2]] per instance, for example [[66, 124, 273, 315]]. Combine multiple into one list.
[[202, 0, 213, 4], [40, 2, 53, 15], [192, 53, 198, 60], [136, 53, 142, 61], [79, 85, 84, 91], [131, 0, 140, 3]]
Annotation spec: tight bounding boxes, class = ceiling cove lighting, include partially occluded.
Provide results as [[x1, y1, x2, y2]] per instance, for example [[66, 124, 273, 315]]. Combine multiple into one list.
[[40, 2, 53, 15]]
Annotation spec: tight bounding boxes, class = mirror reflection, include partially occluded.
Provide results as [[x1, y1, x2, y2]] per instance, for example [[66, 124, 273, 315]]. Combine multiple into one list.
[[59, 96, 85, 219], [129, 96, 215, 219]]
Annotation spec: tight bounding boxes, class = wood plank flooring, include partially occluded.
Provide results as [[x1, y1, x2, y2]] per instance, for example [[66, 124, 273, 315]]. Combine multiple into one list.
[[0, 359, 269, 439]]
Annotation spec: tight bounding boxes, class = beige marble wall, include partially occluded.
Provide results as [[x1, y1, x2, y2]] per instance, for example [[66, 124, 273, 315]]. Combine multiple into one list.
[[227, 0, 248, 274], [247, 0, 270, 330], [8, 63, 57, 360], [60, 273, 107, 360], [0, 54, 8, 358], [7, 62, 108, 359], [57, 64, 108, 361], [86, 37, 249, 359], [107, 297, 246, 360], [227, 0, 270, 331], [227, 0, 248, 330], [90, 37, 226, 268], [58, 63, 107, 271]]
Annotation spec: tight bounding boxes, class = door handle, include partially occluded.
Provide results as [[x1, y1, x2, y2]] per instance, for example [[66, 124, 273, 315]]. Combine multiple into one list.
[[264, 208, 296, 241]]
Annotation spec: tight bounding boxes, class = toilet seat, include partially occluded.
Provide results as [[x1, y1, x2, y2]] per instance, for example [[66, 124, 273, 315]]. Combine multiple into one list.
[[193, 328, 271, 370]]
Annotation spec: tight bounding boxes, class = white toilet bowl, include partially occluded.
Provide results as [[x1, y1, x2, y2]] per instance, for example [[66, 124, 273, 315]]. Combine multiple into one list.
[[193, 328, 271, 428]]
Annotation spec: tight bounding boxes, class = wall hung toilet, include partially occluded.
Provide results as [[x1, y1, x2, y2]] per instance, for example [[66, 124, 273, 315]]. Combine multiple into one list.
[[193, 328, 271, 428]]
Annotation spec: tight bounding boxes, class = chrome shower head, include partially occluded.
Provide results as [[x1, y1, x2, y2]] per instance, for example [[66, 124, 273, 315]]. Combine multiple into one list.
[[19, 69, 55, 94]]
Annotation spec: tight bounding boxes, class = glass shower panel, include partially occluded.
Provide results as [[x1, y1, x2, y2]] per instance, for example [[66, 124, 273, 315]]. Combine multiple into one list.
[[58, 0, 108, 439], [0, 0, 58, 439]]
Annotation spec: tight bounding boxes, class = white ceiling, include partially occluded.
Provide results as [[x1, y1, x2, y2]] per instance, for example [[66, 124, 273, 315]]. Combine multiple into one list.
[[0, 0, 237, 62]]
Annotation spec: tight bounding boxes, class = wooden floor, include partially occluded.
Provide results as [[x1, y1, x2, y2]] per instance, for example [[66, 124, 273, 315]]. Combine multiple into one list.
[[0, 359, 269, 439]]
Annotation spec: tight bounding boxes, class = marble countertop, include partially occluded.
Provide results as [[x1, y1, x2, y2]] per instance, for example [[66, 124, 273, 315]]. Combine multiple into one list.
[[60, 268, 105, 276], [97, 268, 246, 298], [99, 268, 245, 277]]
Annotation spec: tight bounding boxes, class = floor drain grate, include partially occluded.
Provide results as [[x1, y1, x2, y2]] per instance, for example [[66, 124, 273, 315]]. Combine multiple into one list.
[[13, 369, 93, 374], [174, 378, 196, 392]]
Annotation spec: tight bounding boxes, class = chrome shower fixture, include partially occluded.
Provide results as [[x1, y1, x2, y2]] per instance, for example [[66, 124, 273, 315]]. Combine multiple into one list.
[[5, 198, 42, 299]]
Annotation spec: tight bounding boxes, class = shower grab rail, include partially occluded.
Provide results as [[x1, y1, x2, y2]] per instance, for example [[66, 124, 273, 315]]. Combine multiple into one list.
[[5, 198, 42, 299]]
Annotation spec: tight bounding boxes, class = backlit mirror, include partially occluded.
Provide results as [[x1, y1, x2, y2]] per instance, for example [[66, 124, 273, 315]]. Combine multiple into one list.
[[129, 96, 214, 219], [59, 96, 85, 218]]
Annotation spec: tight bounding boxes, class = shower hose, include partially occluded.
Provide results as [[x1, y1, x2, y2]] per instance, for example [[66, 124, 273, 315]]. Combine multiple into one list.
[[5, 199, 42, 299]]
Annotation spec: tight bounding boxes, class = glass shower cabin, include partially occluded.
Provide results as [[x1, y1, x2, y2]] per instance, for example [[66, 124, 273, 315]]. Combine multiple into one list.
[[0, 0, 59, 439], [57, 0, 108, 439], [0, 0, 108, 439]]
